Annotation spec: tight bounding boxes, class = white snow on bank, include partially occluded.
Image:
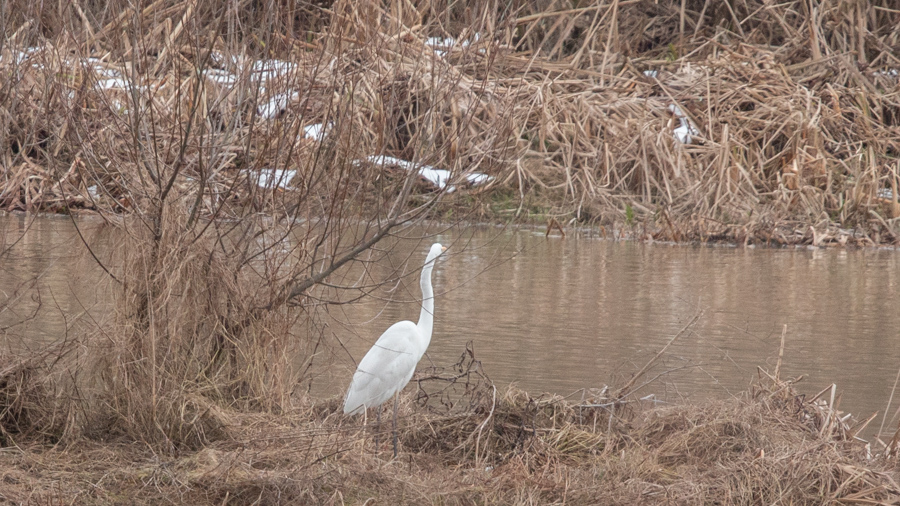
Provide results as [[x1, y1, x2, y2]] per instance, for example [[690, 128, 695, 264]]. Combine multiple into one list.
[[250, 59, 298, 83], [1, 47, 39, 65], [425, 34, 482, 57], [203, 68, 238, 86], [249, 168, 298, 189], [303, 123, 331, 141], [363, 155, 492, 192], [84, 57, 122, 79], [257, 91, 299, 119], [668, 104, 700, 144], [641, 69, 703, 144]]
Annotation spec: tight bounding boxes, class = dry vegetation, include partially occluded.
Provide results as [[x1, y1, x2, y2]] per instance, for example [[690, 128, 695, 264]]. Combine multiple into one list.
[[2, 0, 900, 244], [1, 0, 900, 504], [1, 346, 899, 504]]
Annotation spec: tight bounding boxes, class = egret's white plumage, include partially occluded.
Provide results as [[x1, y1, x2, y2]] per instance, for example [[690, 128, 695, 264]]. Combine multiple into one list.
[[343, 243, 446, 415]]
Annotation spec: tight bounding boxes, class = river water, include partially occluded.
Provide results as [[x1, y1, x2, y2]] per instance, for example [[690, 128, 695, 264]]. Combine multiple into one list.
[[3, 215, 899, 439]]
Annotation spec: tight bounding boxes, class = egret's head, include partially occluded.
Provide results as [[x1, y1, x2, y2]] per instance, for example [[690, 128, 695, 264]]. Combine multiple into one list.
[[425, 243, 446, 264]]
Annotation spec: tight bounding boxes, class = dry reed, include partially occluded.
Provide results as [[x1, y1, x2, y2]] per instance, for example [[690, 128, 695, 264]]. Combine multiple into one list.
[[1, 0, 899, 244], [1, 343, 898, 504], [1, 1, 900, 503]]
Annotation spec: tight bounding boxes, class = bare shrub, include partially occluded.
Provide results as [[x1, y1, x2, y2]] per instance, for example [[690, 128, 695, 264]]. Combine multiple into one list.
[[0, 3, 899, 502], [1, 0, 523, 451]]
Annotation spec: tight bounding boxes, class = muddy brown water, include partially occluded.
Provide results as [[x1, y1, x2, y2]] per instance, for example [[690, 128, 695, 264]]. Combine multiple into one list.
[[3, 215, 899, 440]]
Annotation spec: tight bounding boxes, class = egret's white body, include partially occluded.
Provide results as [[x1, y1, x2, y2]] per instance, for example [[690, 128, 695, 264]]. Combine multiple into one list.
[[343, 243, 445, 416]]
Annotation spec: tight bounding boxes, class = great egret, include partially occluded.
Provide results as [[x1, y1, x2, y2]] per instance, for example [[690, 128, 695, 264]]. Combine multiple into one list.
[[343, 242, 447, 456]]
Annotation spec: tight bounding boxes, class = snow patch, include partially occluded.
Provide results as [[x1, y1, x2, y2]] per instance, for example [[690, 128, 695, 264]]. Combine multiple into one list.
[[258, 92, 299, 119], [250, 59, 298, 83], [303, 123, 331, 141], [425, 34, 482, 57], [668, 104, 700, 144], [362, 155, 493, 192], [250, 168, 298, 189]]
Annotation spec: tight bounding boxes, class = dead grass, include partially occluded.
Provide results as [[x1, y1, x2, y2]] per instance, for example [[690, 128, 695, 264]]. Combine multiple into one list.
[[1, 0, 899, 244], [0, 349, 898, 504], [1, 1, 900, 503]]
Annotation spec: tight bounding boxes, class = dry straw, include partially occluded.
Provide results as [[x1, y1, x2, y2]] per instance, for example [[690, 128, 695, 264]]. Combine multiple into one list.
[[1, 0, 899, 244], [2, 339, 899, 503], [1, 0, 900, 503]]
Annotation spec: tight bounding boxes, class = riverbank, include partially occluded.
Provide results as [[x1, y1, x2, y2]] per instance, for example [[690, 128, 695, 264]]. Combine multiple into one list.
[[1, 352, 897, 504], [2, 2, 900, 504], [2, 1, 900, 246]]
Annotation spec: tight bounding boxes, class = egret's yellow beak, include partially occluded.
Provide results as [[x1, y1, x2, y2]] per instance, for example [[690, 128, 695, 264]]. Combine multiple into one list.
[[441, 246, 447, 252]]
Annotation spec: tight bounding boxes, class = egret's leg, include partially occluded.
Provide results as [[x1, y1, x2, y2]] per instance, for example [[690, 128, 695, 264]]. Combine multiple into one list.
[[392, 393, 399, 458], [375, 408, 381, 455]]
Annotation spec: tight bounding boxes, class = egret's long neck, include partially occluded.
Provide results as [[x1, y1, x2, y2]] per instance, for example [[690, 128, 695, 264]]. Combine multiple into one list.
[[416, 260, 436, 349]]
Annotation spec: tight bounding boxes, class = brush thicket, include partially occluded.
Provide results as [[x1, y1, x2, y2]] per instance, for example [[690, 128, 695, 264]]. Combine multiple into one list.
[[0, 1, 899, 503], [3, 1, 899, 244]]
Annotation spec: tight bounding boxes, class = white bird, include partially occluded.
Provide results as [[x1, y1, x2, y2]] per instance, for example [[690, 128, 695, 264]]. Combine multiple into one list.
[[343, 242, 447, 456]]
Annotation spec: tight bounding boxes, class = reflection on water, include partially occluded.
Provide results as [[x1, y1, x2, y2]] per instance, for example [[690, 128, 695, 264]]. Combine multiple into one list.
[[3, 215, 900, 438]]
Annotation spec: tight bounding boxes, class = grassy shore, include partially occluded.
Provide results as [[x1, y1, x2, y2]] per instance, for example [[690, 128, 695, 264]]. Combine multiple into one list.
[[2, 347, 899, 504], [1, 1, 900, 504]]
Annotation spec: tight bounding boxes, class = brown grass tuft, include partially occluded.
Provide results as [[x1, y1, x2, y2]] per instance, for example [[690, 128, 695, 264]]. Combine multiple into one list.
[[2, 352, 898, 504]]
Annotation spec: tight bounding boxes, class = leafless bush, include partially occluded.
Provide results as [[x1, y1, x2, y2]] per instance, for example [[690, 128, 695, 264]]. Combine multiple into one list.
[[0, 0, 518, 450]]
